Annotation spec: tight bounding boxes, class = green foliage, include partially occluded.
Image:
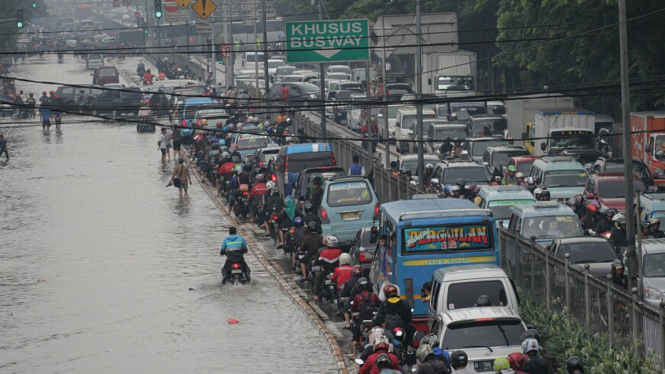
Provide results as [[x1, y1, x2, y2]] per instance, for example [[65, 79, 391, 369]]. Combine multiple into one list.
[[520, 297, 661, 373]]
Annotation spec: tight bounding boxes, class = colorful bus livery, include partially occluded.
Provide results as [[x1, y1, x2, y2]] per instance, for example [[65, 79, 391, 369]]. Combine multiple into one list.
[[404, 225, 490, 251]]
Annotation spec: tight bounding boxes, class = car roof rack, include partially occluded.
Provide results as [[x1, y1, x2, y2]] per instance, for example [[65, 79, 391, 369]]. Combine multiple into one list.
[[399, 209, 492, 221]]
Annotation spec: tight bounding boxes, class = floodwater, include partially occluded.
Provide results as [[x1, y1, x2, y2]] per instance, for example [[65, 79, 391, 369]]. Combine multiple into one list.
[[0, 55, 336, 373]]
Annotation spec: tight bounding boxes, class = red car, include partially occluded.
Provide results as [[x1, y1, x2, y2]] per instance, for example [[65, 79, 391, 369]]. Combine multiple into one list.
[[508, 155, 538, 175], [584, 172, 646, 213]]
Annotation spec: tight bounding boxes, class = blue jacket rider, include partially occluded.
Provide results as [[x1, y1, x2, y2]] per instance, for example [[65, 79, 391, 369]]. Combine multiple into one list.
[[220, 226, 250, 284]]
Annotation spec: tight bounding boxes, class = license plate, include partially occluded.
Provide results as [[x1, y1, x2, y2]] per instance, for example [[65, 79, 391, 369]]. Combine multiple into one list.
[[298, 254, 305, 259], [231, 270, 242, 274], [473, 360, 494, 372], [325, 280, 334, 285], [341, 212, 361, 220], [311, 266, 321, 272]]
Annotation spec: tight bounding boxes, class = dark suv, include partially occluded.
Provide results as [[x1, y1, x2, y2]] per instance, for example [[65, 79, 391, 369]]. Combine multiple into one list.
[[269, 82, 321, 107], [481, 146, 531, 176], [91, 87, 143, 118], [586, 157, 654, 189], [55, 85, 104, 106], [431, 159, 491, 188]]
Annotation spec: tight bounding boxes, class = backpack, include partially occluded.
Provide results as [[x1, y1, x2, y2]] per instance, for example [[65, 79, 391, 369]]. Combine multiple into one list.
[[384, 301, 405, 330], [358, 292, 377, 322]]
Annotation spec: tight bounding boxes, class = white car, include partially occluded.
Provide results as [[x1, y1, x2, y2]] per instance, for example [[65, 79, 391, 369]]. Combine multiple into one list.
[[85, 54, 104, 70], [327, 65, 352, 75], [434, 307, 526, 373], [267, 59, 286, 76], [326, 72, 351, 81]]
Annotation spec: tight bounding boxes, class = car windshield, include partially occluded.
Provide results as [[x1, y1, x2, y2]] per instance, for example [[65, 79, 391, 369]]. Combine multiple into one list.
[[468, 140, 511, 156], [340, 83, 363, 91], [543, 170, 588, 188], [330, 66, 352, 74], [488, 199, 536, 220], [432, 127, 467, 141], [246, 53, 265, 63], [441, 319, 525, 350], [492, 150, 530, 167], [88, 54, 102, 60], [277, 67, 296, 75], [388, 106, 403, 118], [522, 216, 583, 238], [550, 131, 595, 149], [401, 158, 439, 175], [599, 180, 646, 199], [446, 281, 509, 310], [442, 167, 491, 184], [99, 68, 116, 77], [268, 60, 285, 68], [389, 84, 413, 93], [185, 104, 213, 120], [300, 83, 319, 93], [644, 253, 665, 277], [260, 150, 279, 164], [436, 76, 474, 91], [235, 134, 269, 149], [471, 118, 507, 136], [604, 163, 651, 180], [287, 152, 334, 173], [516, 160, 534, 174], [558, 241, 618, 264], [451, 105, 486, 121], [326, 181, 373, 207]]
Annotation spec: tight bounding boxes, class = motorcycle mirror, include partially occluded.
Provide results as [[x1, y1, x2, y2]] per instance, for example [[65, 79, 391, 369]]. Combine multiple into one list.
[[354, 359, 364, 366]]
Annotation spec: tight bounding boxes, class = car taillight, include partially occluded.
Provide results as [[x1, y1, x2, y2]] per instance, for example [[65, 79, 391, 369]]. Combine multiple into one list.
[[331, 153, 336, 166], [181, 119, 186, 127], [232, 263, 240, 269], [285, 156, 289, 170], [359, 252, 373, 262], [374, 203, 380, 215], [271, 174, 277, 182], [289, 228, 295, 234], [259, 161, 263, 167], [320, 207, 330, 224]]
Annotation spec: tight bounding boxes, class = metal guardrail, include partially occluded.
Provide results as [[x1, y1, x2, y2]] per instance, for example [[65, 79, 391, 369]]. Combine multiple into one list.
[[498, 226, 665, 366]]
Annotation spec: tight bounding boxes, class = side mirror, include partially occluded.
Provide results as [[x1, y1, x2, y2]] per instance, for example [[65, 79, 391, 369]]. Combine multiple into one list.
[[395, 122, 400, 127], [521, 131, 527, 140], [427, 78, 432, 85], [540, 142, 547, 152], [291, 183, 296, 189], [430, 178, 439, 185], [647, 143, 653, 153], [370, 226, 379, 242], [390, 161, 397, 170]]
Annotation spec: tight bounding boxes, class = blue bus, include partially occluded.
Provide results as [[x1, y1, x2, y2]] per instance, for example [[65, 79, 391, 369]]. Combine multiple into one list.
[[369, 198, 499, 330], [275, 143, 335, 197]]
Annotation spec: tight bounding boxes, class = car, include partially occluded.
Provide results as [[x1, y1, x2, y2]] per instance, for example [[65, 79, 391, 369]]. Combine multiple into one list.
[[276, 144, 336, 197], [332, 89, 364, 125], [433, 307, 526, 372], [528, 156, 589, 201], [431, 159, 492, 188], [639, 193, 665, 225], [326, 72, 351, 81], [390, 154, 441, 177], [584, 172, 646, 214], [433, 102, 486, 121], [462, 137, 512, 162], [507, 201, 584, 247], [269, 82, 321, 107], [486, 100, 506, 115], [395, 107, 436, 154], [507, 155, 539, 177], [292, 166, 346, 207], [351, 68, 378, 84], [346, 95, 369, 132], [428, 264, 520, 317], [249, 146, 281, 176], [85, 53, 104, 70], [641, 239, 665, 308], [181, 98, 215, 139], [548, 237, 619, 279], [276, 74, 309, 83], [92, 66, 119, 86], [266, 59, 286, 75], [467, 114, 508, 137], [319, 175, 379, 248], [482, 146, 531, 176], [326, 80, 364, 92], [377, 104, 411, 142], [194, 108, 229, 127], [424, 122, 468, 155], [229, 131, 272, 160], [405, 119, 451, 154], [90, 87, 143, 117], [586, 157, 655, 189], [386, 83, 413, 96], [275, 65, 297, 81], [349, 226, 378, 277], [55, 85, 103, 106], [327, 65, 353, 75], [477, 185, 536, 226]]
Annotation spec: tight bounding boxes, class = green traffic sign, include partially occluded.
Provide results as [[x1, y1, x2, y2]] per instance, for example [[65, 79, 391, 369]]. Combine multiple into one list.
[[285, 19, 369, 63]]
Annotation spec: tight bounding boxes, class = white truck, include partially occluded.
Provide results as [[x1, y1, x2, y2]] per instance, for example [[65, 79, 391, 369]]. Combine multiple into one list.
[[423, 50, 477, 97], [524, 109, 596, 156], [505, 94, 574, 139]]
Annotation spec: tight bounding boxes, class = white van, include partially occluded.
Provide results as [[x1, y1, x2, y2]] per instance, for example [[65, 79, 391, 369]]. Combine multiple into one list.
[[245, 52, 265, 71]]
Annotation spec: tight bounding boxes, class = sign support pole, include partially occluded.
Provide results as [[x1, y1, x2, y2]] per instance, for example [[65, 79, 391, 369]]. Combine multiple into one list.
[[416, 0, 425, 189], [381, 16, 389, 172], [253, 0, 259, 97], [262, 0, 270, 118], [366, 62, 373, 176], [210, 22, 216, 85], [318, 0, 327, 142]]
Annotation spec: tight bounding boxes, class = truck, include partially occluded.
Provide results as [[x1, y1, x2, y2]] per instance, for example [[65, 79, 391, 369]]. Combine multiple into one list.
[[506, 94, 574, 139], [523, 109, 596, 157], [423, 50, 477, 97], [631, 112, 665, 189], [118, 30, 146, 46]]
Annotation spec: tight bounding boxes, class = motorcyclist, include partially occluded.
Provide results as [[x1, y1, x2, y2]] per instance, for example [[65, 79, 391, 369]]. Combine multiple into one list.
[[137, 60, 145, 77], [609, 216, 627, 249], [569, 194, 587, 220], [580, 204, 601, 233], [452, 138, 463, 156], [508, 352, 529, 374], [276, 199, 301, 248], [376, 352, 401, 374], [481, 123, 493, 136], [503, 165, 517, 185], [220, 226, 250, 284], [540, 190, 551, 202], [300, 221, 324, 282], [454, 178, 467, 198], [439, 137, 453, 155], [415, 344, 448, 374], [521, 339, 548, 374], [217, 153, 236, 194], [341, 265, 363, 328], [611, 259, 628, 290], [331, 253, 354, 293], [359, 335, 400, 374], [310, 177, 324, 214], [595, 209, 616, 235], [350, 277, 381, 352], [650, 217, 665, 238], [302, 202, 322, 234], [640, 220, 654, 239], [312, 235, 342, 301], [449, 350, 474, 374], [263, 187, 284, 236], [566, 356, 584, 374], [516, 172, 526, 187], [248, 174, 268, 222], [377, 284, 415, 347]]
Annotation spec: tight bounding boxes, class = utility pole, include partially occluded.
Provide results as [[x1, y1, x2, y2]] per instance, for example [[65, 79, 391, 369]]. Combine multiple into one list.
[[415, 0, 424, 188], [366, 62, 373, 174], [210, 22, 216, 85], [318, 0, 327, 141], [253, 0, 259, 95], [261, 0, 269, 117], [619, 0, 637, 286], [380, 17, 389, 171], [228, 0, 235, 87]]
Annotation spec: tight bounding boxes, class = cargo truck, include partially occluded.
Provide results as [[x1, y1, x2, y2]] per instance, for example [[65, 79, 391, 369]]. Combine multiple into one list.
[[118, 30, 146, 46], [631, 112, 665, 189], [423, 50, 477, 97], [523, 109, 596, 158], [506, 94, 574, 140]]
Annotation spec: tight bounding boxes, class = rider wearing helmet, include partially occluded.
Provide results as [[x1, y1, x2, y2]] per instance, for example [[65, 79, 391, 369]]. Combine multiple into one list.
[[350, 277, 381, 356], [650, 217, 665, 238], [493, 356, 513, 373], [540, 190, 551, 202], [340, 265, 364, 328], [504, 165, 517, 185], [566, 356, 584, 374], [377, 283, 415, 348], [302, 202, 322, 234], [248, 174, 268, 222], [262, 187, 284, 236], [359, 335, 400, 374], [450, 350, 473, 373], [580, 203, 601, 232], [569, 194, 587, 220], [610, 216, 627, 248], [276, 199, 302, 248], [449, 185, 462, 198], [416, 344, 447, 374], [299, 220, 324, 282], [595, 209, 616, 234], [611, 259, 628, 289], [312, 235, 342, 301], [522, 338, 548, 374], [331, 253, 354, 292], [424, 163, 434, 186]]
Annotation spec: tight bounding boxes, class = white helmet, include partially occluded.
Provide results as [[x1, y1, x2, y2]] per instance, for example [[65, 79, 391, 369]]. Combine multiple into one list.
[[522, 338, 539, 354], [369, 327, 386, 346], [326, 235, 339, 247], [339, 253, 352, 266], [266, 181, 275, 189]]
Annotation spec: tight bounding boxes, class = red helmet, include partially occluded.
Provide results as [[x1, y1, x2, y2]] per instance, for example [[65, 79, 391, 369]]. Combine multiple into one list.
[[42, 91, 46, 95], [49, 90, 54, 94], [216, 122, 223, 127], [588, 204, 598, 213], [384, 284, 398, 298]]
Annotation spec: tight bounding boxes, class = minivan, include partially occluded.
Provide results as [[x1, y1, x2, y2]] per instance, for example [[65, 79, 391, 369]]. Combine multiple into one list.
[[92, 66, 119, 86], [91, 87, 143, 117], [181, 98, 215, 140], [275, 143, 336, 197]]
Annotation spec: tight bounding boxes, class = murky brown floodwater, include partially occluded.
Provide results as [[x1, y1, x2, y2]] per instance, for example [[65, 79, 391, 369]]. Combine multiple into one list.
[[0, 55, 336, 373]]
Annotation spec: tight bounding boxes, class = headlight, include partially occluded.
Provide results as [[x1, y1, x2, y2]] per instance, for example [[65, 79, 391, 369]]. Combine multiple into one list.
[[654, 167, 664, 175], [310, 94, 317, 98], [645, 287, 665, 300]]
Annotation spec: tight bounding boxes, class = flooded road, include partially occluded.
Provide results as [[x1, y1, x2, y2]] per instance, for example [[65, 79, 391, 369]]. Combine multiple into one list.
[[0, 55, 336, 373]]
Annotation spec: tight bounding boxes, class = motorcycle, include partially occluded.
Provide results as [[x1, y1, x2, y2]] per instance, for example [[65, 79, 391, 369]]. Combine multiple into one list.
[[282, 226, 295, 256], [222, 260, 250, 285], [321, 274, 338, 304], [293, 248, 306, 275], [233, 191, 249, 218], [269, 207, 280, 246]]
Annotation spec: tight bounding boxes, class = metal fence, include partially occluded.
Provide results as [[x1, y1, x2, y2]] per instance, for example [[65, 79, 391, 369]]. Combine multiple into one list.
[[499, 227, 665, 365]]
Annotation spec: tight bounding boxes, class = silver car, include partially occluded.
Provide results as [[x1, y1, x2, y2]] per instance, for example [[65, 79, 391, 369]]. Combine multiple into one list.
[[642, 239, 665, 308]]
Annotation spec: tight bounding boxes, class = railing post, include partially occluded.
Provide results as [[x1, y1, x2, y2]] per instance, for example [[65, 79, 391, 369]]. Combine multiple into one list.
[[660, 299, 665, 370], [545, 244, 551, 310], [515, 238, 522, 288], [584, 263, 591, 327], [632, 287, 639, 341], [606, 274, 615, 347], [565, 253, 571, 312], [530, 237, 536, 297]]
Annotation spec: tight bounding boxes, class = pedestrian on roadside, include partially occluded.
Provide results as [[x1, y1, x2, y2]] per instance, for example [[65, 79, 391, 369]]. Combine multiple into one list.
[[349, 155, 366, 176], [164, 127, 172, 161], [0, 134, 8, 160], [53, 111, 62, 130], [169, 158, 192, 198], [172, 126, 183, 159], [40, 106, 51, 131], [158, 127, 168, 165]]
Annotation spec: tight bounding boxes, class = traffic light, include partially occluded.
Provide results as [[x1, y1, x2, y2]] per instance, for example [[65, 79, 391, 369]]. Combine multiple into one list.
[[154, 0, 162, 18], [16, 9, 24, 28], [31, 2, 36, 8], [215, 45, 225, 64]]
